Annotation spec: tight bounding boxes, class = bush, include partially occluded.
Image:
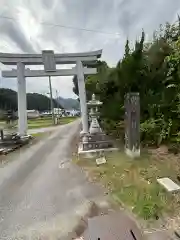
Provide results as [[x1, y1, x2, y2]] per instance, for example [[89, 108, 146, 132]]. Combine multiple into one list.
[[140, 117, 173, 146], [101, 119, 124, 140]]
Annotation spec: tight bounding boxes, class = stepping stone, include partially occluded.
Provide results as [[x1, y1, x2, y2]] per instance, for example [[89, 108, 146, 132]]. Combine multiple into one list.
[[157, 177, 180, 192]]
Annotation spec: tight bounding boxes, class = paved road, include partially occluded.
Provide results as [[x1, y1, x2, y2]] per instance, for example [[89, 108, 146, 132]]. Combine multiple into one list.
[[0, 120, 107, 239], [27, 125, 61, 134]]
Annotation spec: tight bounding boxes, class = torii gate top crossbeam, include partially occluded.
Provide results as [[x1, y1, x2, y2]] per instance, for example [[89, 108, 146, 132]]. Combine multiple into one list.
[[0, 50, 102, 65]]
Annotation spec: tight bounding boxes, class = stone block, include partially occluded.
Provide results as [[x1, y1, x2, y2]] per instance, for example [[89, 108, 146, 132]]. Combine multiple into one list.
[[157, 177, 180, 192]]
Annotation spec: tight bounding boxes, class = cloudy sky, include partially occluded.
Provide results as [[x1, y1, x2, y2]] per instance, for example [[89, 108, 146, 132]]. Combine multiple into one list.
[[0, 0, 180, 99]]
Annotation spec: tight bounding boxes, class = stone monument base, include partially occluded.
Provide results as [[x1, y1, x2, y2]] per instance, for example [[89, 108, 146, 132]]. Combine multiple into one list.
[[125, 147, 140, 158], [78, 144, 119, 159], [81, 133, 115, 151], [78, 133, 118, 159]]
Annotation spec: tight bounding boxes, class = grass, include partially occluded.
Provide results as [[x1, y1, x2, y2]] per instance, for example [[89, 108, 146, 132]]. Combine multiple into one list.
[[0, 120, 6, 128], [75, 150, 180, 223], [28, 116, 77, 129], [28, 118, 53, 129], [30, 132, 47, 137], [0, 117, 78, 130]]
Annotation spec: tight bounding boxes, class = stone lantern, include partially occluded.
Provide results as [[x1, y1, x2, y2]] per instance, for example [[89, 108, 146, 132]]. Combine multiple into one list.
[[88, 94, 102, 134], [81, 94, 114, 152]]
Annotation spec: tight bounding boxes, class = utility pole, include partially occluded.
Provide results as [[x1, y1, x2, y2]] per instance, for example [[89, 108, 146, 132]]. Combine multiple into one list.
[[48, 76, 55, 125], [56, 90, 60, 117]]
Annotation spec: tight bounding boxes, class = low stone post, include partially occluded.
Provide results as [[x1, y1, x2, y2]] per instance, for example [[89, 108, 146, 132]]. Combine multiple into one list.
[[0, 129, 4, 140], [124, 92, 140, 158]]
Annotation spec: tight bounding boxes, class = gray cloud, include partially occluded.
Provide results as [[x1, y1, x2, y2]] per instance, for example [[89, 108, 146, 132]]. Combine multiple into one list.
[[117, 0, 180, 38], [41, 0, 55, 10], [0, 19, 35, 53], [0, 0, 180, 98], [0, 3, 36, 53], [1, 0, 180, 56]]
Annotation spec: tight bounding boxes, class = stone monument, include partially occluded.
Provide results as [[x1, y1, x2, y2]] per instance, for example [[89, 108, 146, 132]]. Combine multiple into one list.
[[124, 92, 140, 158]]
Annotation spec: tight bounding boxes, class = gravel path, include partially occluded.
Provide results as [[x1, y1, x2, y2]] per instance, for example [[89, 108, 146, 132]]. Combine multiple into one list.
[[27, 125, 61, 134], [0, 120, 108, 239]]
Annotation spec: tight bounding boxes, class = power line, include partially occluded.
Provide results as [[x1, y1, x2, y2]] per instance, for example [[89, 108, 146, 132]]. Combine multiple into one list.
[[0, 15, 121, 36], [41, 21, 120, 36]]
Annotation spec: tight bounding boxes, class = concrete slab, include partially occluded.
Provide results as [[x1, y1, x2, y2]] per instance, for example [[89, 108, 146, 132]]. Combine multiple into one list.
[[84, 211, 144, 240], [157, 177, 180, 192]]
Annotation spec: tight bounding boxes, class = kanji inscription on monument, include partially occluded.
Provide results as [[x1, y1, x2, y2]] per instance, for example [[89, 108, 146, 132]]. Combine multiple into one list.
[[42, 50, 56, 72]]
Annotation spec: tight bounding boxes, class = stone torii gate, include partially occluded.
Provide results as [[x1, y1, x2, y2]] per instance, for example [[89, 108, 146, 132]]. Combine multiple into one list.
[[0, 50, 102, 136]]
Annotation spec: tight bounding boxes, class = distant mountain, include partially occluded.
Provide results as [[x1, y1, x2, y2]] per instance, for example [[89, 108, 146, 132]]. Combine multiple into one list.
[[0, 88, 62, 111], [56, 96, 80, 110]]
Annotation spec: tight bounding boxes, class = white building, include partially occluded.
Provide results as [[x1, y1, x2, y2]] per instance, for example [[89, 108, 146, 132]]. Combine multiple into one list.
[[65, 109, 80, 116], [53, 108, 63, 116], [27, 110, 40, 119]]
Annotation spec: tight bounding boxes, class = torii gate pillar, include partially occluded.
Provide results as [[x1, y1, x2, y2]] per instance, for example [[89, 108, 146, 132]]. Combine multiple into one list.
[[76, 60, 88, 135], [17, 62, 27, 136]]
